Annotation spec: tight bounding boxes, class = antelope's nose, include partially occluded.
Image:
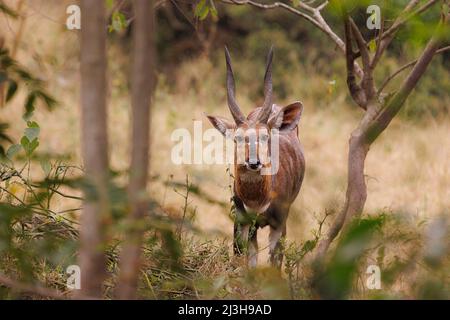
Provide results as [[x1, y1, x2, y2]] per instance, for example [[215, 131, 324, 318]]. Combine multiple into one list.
[[249, 161, 261, 170]]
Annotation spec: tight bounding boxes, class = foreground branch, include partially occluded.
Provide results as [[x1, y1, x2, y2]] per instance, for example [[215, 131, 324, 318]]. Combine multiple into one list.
[[0, 274, 65, 299], [115, 0, 155, 300], [79, 0, 110, 298]]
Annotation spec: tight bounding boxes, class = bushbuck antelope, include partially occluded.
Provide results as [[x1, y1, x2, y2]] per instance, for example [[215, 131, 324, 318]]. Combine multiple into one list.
[[206, 47, 305, 268]]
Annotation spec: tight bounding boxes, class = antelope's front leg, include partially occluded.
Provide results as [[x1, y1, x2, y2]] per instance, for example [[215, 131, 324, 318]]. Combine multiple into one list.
[[234, 221, 258, 267], [248, 226, 258, 268], [269, 224, 286, 269], [233, 196, 249, 256]]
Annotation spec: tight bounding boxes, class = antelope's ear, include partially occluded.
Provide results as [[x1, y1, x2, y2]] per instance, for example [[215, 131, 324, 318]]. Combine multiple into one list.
[[206, 114, 235, 136], [268, 101, 303, 132]]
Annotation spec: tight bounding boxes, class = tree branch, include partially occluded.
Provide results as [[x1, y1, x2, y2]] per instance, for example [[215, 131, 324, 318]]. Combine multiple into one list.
[[382, 0, 439, 41], [344, 13, 367, 109], [315, 3, 448, 262], [220, 0, 364, 77], [349, 18, 376, 101], [222, 0, 325, 32], [378, 45, 450, 95], [371, 0, 439, 69], [0, 273, 65, 299], [366, 10, 448, 144]]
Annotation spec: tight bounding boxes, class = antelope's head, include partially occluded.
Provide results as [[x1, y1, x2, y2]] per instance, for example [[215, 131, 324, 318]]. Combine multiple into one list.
[[207, 47, 303, 175]]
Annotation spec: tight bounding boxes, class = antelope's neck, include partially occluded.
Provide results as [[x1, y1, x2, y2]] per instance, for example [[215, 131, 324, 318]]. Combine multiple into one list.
[[235, 169, 272, 213]]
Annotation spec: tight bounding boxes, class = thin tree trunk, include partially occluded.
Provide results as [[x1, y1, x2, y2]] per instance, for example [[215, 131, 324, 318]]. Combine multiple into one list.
[[79, 0, 109, 299], [315, 16, 445, 259], [116, 0, 155, 299], [315, 130, 369, 258], [0, 36, 5, 108]]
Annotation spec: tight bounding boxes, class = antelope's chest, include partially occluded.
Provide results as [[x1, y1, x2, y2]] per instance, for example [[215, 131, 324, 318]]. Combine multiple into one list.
[[235, 172, 272, 214]]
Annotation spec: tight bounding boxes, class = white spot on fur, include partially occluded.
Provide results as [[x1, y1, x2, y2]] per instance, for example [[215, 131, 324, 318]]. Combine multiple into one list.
[[241, 225, 249, 243], [244, 202, 270, 214]]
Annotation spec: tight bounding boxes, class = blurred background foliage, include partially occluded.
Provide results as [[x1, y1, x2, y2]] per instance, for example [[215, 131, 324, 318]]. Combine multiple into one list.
[[140, 0, 449, 118]]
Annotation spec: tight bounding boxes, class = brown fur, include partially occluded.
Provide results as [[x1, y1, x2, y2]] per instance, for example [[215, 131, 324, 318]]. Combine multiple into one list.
[[235, 105, 305, 215], [208, 103, 305, 268]]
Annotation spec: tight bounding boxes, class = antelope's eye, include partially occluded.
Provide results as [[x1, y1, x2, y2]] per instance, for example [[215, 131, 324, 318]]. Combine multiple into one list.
[[234, 134, 244, 143]]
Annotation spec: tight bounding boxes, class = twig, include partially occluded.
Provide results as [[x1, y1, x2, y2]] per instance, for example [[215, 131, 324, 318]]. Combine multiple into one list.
[[175, 174, 191, 239], [344, 14, 367, 109], [223, 0, 325, 31], [378, 45, 450, 95], [350, 18, 375, 100], [170, 0, 197, 31], [0, 273, 65, 299], [44, 186, 83, 201], [0, 185, 27, 205], [372, 0, 439, 69], [366, 9, 448, 144], [381, 0, 439, 42], [221, 0, 364, 77], [107, 0, 127, 18]]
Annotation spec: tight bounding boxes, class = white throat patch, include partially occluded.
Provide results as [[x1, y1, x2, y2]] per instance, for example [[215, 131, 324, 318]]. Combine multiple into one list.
[[244, 202, 270, 214]]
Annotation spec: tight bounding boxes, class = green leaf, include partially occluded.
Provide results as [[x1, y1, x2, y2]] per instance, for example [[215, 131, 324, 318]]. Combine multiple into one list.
[[20, 136, 29, 149], [15, 68, 33, 82], [198, 6, 209, 20], [23, 93, 36, 120], [195, 0, 207, 18], [0, 3, 18, 18], [313, 215, 385, 299], [105, 0, 114, 10], [27, 121, 40, 128], [36, 91, 57, 110], [209, 0, 218, 19], [40, 158, 51, 176], [24, 127, 40, 141], [6, 80, 18, 102], [368, 39, 377, 53], [27, 138, 39, 156], [24, 122, 40, 141], [6, 144, 21, 159], [210, 7, 218, 19], [20, 136, 39, 156], [110, 11, 127, 33], [195, 0, 206, 15], [0, 122, 12, 144]]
